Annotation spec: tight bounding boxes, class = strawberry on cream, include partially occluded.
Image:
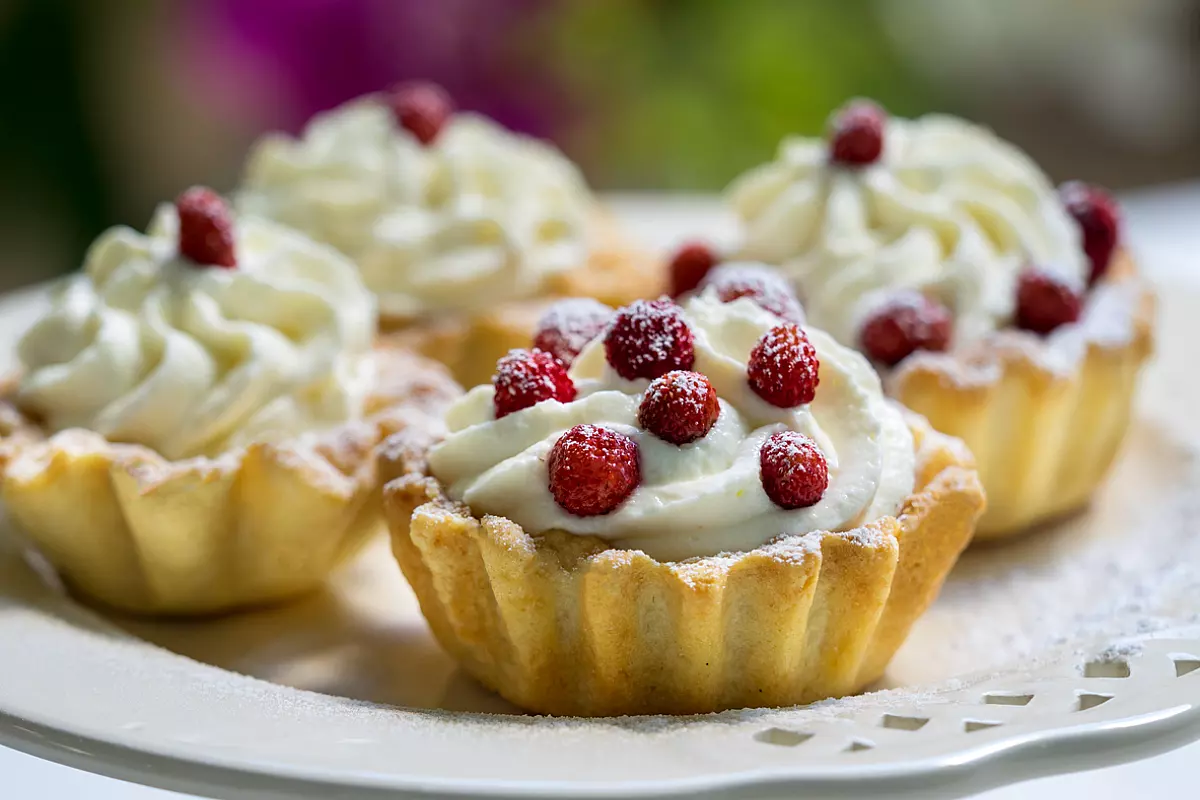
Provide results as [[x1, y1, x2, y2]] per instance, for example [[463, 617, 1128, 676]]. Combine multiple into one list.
[[426, 290, 915, 561], [729, 110, 1089, 351]]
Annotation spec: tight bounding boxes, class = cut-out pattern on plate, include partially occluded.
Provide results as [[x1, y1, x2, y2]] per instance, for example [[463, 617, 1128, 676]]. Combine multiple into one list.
[[880, 714, 930, 732], [1076, 692, 1114, 711], [964, 720, 1004, 733], [753, 728, 813, 747], [1083, 659, 1132, 679], [739, 637, 1200, 770], [1173, 656, 1200, 678]]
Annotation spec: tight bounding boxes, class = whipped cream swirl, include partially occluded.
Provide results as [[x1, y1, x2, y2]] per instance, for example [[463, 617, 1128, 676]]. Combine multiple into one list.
[[729, 114, 1087, 348], [427, 293, 915, 561], [17, 206, 376, 460], [238, 99, 593, 320]]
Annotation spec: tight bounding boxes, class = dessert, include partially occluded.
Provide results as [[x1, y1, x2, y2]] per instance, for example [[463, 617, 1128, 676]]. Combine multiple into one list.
[[381, 287, 984, 715], [727, 102, 1154, 538], [238, 82, 661, 387], [0, 188, 459, 615]]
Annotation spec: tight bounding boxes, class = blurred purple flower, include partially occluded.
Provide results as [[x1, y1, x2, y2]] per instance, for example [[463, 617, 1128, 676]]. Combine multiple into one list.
[[176, 0, 571, 138]]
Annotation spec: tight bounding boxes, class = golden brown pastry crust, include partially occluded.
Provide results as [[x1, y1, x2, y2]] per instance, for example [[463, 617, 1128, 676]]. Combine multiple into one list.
[[889, 250, 1154, 539], [381, 413, 984, 716], [0, 346, 460, 616]]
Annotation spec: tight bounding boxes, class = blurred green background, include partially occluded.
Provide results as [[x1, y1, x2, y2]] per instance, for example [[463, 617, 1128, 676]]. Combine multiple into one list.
[[1, 0, 1198, 290]]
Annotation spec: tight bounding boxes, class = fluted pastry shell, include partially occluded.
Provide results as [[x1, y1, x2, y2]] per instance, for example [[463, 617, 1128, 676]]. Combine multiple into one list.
[[380, 413, 984, 716], [889, 251, 1154, 540], [0, 347, 460, 616], [383, 213, 665, 389]]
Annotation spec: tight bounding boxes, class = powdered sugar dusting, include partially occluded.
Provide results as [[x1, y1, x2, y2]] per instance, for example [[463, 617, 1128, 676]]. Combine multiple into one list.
[[603, 298, 696, 380], [891, 277, 1147, 389], [636, 370, 720, 445], [759, 430, 829, 508], [887, 422, 1200, 687], [12, 424, 1200, 721], [860, 291, 952, 366], [532, 298, 614, 366], [700, 262, 805, 323], [491, 349, 576, 418], [428, 293, 915, 561], [747, 323, 820, 408], [1, 417, 1199, 787]]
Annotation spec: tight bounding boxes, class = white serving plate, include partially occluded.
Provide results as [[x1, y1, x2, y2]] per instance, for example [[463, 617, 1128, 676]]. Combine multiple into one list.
[[2, 199, 1199, 800]]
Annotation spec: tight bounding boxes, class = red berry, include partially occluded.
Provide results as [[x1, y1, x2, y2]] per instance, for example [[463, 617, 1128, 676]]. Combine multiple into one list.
[[637, 371, 720, 446], [829, 100, 886, 167], [176, 187, 236, 268], [700, 264, 804, 323], [386, 81, 454, 145], [668, 241, 720, 298], [1060, 181, 1121, 285], [859, 292, 953, 367], [747, 324, 820, 409], [604, 299, 696, 381], [532, 298, 613, 367], [760, 431, 829, 510], [492, 349, 576, 419], [1015, 268, 1083, 335], [548, 424, 640, 516]]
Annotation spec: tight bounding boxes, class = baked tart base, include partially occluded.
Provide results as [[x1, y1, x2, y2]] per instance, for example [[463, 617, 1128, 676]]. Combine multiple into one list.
[[890, 251, 1154, 540], [380, 413, 984, 717], [0, 347, 459, 616]]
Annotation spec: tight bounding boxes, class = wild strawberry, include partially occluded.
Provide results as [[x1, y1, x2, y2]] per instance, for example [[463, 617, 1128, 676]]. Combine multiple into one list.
[[829, 100, 886, 167], [532, 298, 613, 366], [492, 349, 575, 419], [668, 241, 720, 298], [700, 263, 804, 322], [176, 187, 236, 268], [1060, 181, 1121, 285], [859, 292, 953, 367], [1015, 268, 1082, 335], [637, 371, 720, 445], [604, 299, 695, 381], [386, 81, 454, 145], [760, 430, 829, 509], [548, 424, 640, 516], [747, 324, 820, 408]]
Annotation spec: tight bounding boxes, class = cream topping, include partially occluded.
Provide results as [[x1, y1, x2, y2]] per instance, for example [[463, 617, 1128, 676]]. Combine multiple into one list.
[[427, 293, 915, 561], [17, 205, 376, 460], [729, 113, 1087, 348], [238, 99, 592, 320]]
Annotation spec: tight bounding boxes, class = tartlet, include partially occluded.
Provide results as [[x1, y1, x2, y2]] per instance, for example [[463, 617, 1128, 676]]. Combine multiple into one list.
[[724, 101, 1154, 538], [382, 289, 984, 715], [887, 251, 1152, 536], [238, 82, 661, 387], [0, 189, 458, 615]]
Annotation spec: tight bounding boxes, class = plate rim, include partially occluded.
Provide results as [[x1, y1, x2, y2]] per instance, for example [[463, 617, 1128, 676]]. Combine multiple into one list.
[[3, 700, 1200, 800]]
